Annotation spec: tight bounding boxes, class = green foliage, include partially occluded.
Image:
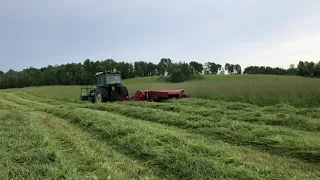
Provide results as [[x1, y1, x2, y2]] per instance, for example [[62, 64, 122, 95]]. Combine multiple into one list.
[[296, 60, 320, 77], [170, 68, 185, 83], [204, 62, 222, 74], [189, 61, 203, 74], [244, 60, 320, 77], [244, 66, 289, 75], [314, 61, 320, 76], [224, 63, 242, 74], [2, 56, 320, 90]]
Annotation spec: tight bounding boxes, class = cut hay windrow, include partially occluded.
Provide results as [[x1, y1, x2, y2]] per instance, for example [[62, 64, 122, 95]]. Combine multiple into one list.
[[0, 102, 157, 179], [1, 91, 320, 179], [33, 106, 269, 179], [13, 91, 320, 132], [4, 92, 320, 163], [86, 103, 320, 163], [35, 105, 319, 180], [123, 100, 320, 132]]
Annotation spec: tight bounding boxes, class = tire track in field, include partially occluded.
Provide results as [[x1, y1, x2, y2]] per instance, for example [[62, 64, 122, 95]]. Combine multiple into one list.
[[5, 91, 320, 164], [2, 92, 319, 179]]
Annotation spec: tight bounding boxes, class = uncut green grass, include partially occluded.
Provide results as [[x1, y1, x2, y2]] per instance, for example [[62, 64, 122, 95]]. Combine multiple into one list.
[[20, 74, 320, 107], [1, 92, 320, 179]]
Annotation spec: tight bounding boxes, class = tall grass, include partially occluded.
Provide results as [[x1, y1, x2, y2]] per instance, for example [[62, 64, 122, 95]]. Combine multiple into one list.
[[20, 74, 320, 107]]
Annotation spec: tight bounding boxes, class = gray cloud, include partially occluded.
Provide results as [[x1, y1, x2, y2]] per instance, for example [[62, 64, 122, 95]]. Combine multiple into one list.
[[0, 0, 319, 71]]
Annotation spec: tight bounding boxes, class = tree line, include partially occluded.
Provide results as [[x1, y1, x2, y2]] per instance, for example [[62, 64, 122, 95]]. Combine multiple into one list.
[[243, 60, 320, 76], [0, 59, 319, 89]]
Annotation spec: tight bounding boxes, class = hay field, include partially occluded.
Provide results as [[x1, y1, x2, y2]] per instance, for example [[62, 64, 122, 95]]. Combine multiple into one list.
[[0, 75, 319, 179]]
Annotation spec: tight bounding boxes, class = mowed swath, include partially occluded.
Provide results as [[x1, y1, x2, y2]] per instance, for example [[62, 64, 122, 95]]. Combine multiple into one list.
[[0, 75, 320, 179]]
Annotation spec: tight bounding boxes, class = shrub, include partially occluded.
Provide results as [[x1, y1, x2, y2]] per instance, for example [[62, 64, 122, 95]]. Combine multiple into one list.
[[170, 68, 185, 83]]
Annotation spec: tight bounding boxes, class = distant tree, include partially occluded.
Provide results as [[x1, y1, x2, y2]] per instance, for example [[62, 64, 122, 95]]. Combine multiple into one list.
[[219, 68, 225, 75], [204, 62, 222, 74], [306, 61, 315, 76], [158, 58, 173, 76], [228, 64, 235, 74], [235, 64, 242, 74], [134, 61, 147, 77], [147, 62, 157, 76], [314, 61, 320, 77], [204, 62, 211, 74], [297, 61, 309, 76], [225, 63, 230, 74], [170, 68, 184, 83], [289, 64, 295, 69], [117, 62, 130, 79], [2, 58, 320, 90], [244, 66, 288, 75], [189, 61, 203, 74], [179, 62, 192, 79], [287, 64, 297, 75]]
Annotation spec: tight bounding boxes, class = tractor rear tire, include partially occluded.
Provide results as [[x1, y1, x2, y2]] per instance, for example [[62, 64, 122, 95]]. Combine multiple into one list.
[[95, 87, 109, 103], [119, 86, 129, 97]]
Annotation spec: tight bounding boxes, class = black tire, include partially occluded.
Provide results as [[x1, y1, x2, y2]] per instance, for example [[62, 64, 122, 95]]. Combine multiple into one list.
[[151, 95, 158, 102], [119, 86, 129, 97], [89, 90, 96, 103], [89, 96, 95, 103], [95, 87, 109, 103]]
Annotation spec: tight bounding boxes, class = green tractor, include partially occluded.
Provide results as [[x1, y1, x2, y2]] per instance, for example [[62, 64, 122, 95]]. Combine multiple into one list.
[[79, 71, 129, 103]]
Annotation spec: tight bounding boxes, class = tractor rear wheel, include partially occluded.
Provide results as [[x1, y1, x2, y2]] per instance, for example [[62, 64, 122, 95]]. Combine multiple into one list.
[[119, 86, 129, 97], [95, 87, 109, 103]]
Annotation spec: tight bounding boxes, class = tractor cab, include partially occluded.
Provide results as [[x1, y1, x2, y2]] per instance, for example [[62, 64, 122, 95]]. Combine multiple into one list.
[[95, 71, 122, 86], [80, 71, 129, 103]]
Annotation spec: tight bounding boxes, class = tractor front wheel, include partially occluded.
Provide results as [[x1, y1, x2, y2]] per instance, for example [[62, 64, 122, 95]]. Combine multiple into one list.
[[95, 87, 108, 103], [151, 95, 158, 102]]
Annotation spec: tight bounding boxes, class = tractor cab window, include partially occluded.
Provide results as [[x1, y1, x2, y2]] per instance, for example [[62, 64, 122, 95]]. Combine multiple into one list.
[[96, 75, 106, 86], [106, 75, 121, 84]]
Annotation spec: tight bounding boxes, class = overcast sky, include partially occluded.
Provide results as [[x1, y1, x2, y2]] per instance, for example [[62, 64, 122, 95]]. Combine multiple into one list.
[[0, 0, 319, 72]]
